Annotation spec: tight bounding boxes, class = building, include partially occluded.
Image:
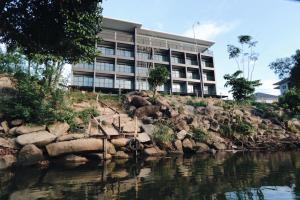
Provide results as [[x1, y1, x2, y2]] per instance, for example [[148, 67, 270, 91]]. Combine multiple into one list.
[[273, 78, 290, 95], [254, 92, 278, 103], [71, 17, 217, 96]]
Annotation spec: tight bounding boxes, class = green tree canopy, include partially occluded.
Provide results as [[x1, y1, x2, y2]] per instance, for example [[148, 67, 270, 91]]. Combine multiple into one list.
[[148, 65, 169, 97], [0, 0, 102, 63], [224, 70, 261, 101]]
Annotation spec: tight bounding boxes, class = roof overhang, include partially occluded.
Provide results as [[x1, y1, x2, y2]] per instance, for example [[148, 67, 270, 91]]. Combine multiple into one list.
[[102, 17, 142, 32]]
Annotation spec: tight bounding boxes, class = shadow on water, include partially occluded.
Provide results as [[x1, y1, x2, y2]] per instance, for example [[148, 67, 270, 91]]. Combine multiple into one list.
[[1, 151, 300, 200]]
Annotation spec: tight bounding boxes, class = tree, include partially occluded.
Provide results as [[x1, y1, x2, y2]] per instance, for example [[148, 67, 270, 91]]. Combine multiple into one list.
[[278, 87, 300, 114], [0, 48, 24, 73], [269, 50, 300, 89], [227, 35, 259, 81], [148, 65, 169, 97], [224, 70, 261, 101]]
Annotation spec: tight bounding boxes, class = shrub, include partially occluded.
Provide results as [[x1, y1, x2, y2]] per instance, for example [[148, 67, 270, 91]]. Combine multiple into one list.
[[220, 124, 234, 138], [278, 88, 300, 114], [232, 118, 254, 135], [77, 107, 100, 124], [152, 122, 174, 144], [192, 128, 207, 142], [187, 99, 207, 107]]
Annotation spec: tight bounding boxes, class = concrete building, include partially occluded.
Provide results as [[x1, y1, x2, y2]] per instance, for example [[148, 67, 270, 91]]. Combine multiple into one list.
[[71, 17, 217, 96], [254, 92, 278, 103], [274, 78, 290, 95]]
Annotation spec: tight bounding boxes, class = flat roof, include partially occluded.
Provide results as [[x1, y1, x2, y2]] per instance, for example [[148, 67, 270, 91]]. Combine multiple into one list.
[[102, 17, 214, 47], [273, 78, 289, 85]]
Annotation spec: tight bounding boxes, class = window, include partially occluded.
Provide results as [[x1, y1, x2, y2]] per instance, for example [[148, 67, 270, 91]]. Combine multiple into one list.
[[116, 79, 132, 89], [172, 70, 180, 78], [116, 63, 133, 73], [95, 62, 114, 72], [153, 54, 169, 62], [117, 48, 134, 57], [136, 67, 149, 76], [136, 80, 149, 90], [73, 75, 93, 87], [99, 46, 114, 56], [171, 56, 184, 64], [186, 58, 198, 65], [172, 84, 181, 92], [94, 77, 113, 88], [76, 63, 93, 70], [187, 85, 194, 93], [203, 86, 209, 94], [137, 51, 151, 60], [73, 75, 84, 86]]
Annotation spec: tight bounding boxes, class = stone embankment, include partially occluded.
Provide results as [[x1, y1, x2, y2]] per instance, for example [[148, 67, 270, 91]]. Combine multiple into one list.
[[1, 91, 300, 170]]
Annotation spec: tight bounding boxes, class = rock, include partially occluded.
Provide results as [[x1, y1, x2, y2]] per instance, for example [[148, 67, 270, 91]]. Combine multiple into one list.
[[287, 119, 300, 133], [18, 144, 44, 166], [212, 142, 226, 150], [176, 130, 187, 140], [85, 153, 112, 160], [138, 91, 149, 97], [182, 138, 193, 152], [111, 138, 130, 148], [154, 111, 163, 119], [233, 109, 244, 117], [61, 155, 88, 163], [176, 120, 190, 132], [15, 125, 46, 135], [46, 138, 103, 157], [144, 147, 166, 157], [11, 119, 23, 126], [196, 142, 210, 153], [16, 131, 56, 147], [183, 105, 195, 115], [114, 151, 129, 159], [135, 105, 161, 118], [0, 155, 16, 169], [107, 142, 116, 155], [57, 134, 85, 142], [0, 138, 16, 149], [1, 121, 9, 134], [142, 117, 154, 124], [47, 122, 70, 137], [174, 140, 183, 151], [8, 127, 17, 135], [130, 96, 151, 108], [122, 121, 141, 133], [137, 132, 151, 143], [141, 124, 155, 135], [129, 106, 136, 113], [166, 109, 179, 118], [209, 119, 220, 132]]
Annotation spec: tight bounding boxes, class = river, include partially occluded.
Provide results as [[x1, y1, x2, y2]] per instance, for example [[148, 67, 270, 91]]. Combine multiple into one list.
[[1, 151, 300, 200]]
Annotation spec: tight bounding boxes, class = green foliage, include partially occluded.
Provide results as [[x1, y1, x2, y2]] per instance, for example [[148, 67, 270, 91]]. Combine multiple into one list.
[[187, 99, 207, 107], [148, 65, 169, 97], [0, 0, 103, 63], [192, 128, 207, 142], [77, 107, 100, 124], [0, 48, 24, 74], [278, 88, 300, 114], [220, 124, 234, 138], [251, 101, 279, 119], [152, 122, 174, 144], [0, 72, 74, 124], [224, 70, 261, 101], [148, 96, 158, 105], [233, 118, 254, 134]]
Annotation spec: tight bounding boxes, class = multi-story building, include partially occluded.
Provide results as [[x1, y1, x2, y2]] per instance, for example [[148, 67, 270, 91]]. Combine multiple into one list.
[[71, 17, 217, 96]]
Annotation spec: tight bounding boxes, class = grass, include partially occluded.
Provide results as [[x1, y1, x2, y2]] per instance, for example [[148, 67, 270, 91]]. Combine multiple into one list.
[[187, 99, 207, 107], [77, 107, 100, 124], [192, 128, 208, 142], [152, 122, 174, 144]]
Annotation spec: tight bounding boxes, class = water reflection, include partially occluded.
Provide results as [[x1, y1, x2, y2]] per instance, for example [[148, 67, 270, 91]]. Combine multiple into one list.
[[1, 151, 300, 200]]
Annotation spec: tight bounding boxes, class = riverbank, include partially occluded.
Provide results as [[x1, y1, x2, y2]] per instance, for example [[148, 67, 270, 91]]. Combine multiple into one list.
[[1, 90, 300, 170]]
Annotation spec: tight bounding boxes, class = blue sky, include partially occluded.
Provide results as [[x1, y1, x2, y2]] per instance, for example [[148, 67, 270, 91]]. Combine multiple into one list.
[[102, 0, 300, 96]]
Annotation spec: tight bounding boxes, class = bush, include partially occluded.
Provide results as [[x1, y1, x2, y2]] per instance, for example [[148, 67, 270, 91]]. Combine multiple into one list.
[[187, 99, 207, 107], [220, 124, 234, 138], [77, 107, 100, 124], [192, 128, 207, 142], [278, 88, 300, 114], [152, 122, 174, 144], [232, 118, 254, 135]]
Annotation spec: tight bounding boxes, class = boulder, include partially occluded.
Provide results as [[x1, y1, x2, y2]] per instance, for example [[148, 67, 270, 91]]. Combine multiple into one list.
[[107, 142, 116, 155], [1, 121, 9, 134], [0, 138, 16, 149], [176, 130, 187, 140], [137, 132, 151, 143], [212, 142, 227, 150], [209, 119, 220, 132], [287, 119, 300, 133], [11, 119, 23, 126], [233, 109, 244, 117], [196, 142, 210, 153], [18, 144, 44, 166], [85, 153, 112, 160], [8, 127, 17, 135], [61, 155, 88, 163], [122, 121, 141, 133], [135, 105, 161, 118], [57, 134, 85, 142], [15, 125, 46, 135], [111, 138, 130, 148], [182, 138, 194, 152], [114, 151, 129, 159], [0, 155, 16, 169], [130, 96, 151, 108], [144, 147, 166, 157], [141, 124, 155, 135], [142, 117, 154, 124], [176, 120, 190, 132], [16, 131, 56, 147], [174, 140, 183, 152], [46, 138, 103, 157], [47, 122, 70, 137]]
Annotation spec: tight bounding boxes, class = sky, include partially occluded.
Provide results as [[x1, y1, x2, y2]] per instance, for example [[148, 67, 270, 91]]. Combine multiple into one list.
[[101, 0, 300, 97]]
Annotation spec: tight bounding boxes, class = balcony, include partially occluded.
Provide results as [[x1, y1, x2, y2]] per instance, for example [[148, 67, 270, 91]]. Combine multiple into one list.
[[116, 49, 134, 58], [98, 46, 115, 56]]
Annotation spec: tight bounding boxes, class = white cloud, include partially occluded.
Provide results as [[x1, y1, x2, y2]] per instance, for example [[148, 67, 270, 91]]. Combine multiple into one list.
[[183, 21, 236, 40], [256, 79, 280, 96]]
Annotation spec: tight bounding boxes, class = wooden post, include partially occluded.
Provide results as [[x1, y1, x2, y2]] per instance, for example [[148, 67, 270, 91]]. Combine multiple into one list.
[[103, 138, 107, 160]]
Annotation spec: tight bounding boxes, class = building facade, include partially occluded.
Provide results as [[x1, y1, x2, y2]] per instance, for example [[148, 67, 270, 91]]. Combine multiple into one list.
[[274, 78, 290, 95], [71, 17, 217, 96]]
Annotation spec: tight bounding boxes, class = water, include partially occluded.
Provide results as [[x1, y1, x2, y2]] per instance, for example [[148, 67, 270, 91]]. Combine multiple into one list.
[[1, 151, 300, 200]]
